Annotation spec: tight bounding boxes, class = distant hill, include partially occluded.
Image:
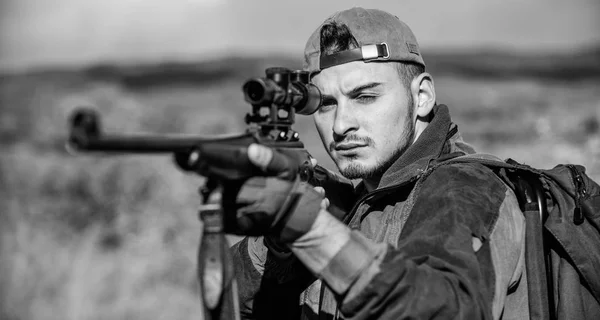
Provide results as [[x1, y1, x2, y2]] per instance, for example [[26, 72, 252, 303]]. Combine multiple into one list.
[[2, 47, 599, 88], [424, 46, 600, 80]]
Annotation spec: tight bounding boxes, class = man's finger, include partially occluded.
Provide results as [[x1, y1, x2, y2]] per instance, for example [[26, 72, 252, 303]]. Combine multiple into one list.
[[313, 187, 329, 209], [247, 144, 296, 179], [320, 198, 330, 209], [309, 156, 318, 167], [314, 186, 325, 195], [248, 144, 273, 172]]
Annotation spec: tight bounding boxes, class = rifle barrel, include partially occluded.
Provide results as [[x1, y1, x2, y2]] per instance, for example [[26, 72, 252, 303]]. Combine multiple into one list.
[[69, 134, 214, 153]]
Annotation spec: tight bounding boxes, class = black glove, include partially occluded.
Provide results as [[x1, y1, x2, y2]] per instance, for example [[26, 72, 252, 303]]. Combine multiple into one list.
[[223, 175, 324, 243], [221, 144, 325, 243]]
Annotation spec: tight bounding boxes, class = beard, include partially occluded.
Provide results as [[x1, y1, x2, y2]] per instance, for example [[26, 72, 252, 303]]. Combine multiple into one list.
[[334, 100, 415, 181]]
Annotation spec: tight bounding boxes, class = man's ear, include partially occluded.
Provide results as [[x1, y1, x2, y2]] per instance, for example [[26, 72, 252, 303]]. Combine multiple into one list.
[[410, 72, 436, 118]]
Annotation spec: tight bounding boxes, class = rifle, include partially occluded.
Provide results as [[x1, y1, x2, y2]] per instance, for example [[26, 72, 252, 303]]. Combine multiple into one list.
[[67, 67, 351, 320]]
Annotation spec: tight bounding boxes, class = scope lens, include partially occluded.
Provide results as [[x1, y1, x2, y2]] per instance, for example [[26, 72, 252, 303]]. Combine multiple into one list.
[[243, 80, 265, 103]]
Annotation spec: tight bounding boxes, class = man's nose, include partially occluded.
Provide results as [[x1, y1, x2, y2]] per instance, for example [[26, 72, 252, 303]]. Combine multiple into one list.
[[332, 101, 358, 137]]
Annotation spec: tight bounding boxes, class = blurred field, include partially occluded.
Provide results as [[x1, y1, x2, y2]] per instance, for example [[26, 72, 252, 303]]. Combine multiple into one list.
[[1, 51, 599, 320]]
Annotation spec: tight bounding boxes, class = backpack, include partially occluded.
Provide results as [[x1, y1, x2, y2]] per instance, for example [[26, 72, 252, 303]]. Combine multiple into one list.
[[432, 153, 600, 320]]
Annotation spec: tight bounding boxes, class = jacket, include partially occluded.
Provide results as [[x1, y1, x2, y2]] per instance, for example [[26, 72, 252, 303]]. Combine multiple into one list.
[[231, 104, 528, 319]]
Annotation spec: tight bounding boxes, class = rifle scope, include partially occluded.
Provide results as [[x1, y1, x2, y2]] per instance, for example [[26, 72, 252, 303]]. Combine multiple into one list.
[[242, 68, 321, 115]]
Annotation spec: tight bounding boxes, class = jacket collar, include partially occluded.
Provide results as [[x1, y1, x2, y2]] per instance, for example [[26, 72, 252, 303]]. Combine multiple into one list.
[[359, 104, 475, 191]]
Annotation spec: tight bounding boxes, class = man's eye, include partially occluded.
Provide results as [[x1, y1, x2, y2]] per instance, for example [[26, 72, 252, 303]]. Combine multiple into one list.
[[356, 95, 376, 103], [318, 98, 336, 113], [319, 102, 336, 113]]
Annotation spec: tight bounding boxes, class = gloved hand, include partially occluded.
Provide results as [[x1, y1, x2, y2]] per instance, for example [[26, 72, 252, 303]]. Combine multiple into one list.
[[222, 144, 325, 243]]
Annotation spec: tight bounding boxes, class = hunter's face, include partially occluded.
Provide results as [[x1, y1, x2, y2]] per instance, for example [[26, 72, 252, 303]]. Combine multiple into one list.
[[312, 61, 415, 180]]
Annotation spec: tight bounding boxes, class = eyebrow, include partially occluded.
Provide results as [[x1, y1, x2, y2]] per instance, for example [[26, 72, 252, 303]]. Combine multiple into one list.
[[321, 82, 383, 105], [345, 82, 382, 97]]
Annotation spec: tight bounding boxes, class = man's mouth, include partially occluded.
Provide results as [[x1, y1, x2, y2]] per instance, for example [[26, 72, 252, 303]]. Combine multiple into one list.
[[334, 142, 366, 151]]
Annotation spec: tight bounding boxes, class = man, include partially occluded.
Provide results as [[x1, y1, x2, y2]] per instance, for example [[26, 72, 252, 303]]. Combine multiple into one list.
[[229, 7, 527, 320]]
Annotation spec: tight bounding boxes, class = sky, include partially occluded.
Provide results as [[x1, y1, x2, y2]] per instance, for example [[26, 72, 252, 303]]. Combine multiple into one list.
[[0, 0, 599, 71]]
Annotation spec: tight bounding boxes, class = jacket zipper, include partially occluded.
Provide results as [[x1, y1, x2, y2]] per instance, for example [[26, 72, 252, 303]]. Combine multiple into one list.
[[566, 164, 586, 225], [343, 175, 422, 224]]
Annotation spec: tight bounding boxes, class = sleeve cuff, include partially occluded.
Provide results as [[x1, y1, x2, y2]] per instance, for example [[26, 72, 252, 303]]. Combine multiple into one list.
[[318, 230, 386, 295]]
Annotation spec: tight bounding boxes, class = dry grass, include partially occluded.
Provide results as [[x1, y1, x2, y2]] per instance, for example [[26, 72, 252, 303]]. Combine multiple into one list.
[[0, 58, 599, 320]]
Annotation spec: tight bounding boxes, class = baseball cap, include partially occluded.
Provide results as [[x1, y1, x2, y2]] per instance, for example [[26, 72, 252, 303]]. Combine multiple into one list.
[[303, 7, 425, 74]]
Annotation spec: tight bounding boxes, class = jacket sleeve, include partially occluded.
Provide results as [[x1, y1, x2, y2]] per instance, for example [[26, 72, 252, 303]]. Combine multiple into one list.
[[230, 236, 315, 319], [299, 163, 511, 319]]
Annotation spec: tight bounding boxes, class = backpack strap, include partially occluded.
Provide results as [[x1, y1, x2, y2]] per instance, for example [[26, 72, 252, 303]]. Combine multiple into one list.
[[515, 174, 555, 320]]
